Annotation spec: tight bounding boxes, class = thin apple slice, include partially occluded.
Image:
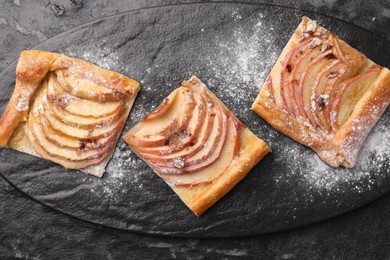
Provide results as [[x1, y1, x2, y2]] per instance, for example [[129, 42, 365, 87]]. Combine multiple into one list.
[[143, 90, 178, 120], [47, 75, 124, 118], [26, 120, 109, 169], [137, 90, 208, 156], [150, 112, 227, 175], [157, 117, 239, 186], [147, 98, 226, 168], [322, 63, 352, 130], [25, 92, 111, 169], [126, 89, 180, 147], [56, 70, 125, 102], [311, 60, 345, 131], [42, 99, 125, 140], [35, 87, 117, 149], [330, 67, 381, 130], [179, 112, 226, 168], [280, 37, 320, 114], [126, 88, 195, 147], [40, 113, 115, 150], [290, 43, 324, 117], [43, 85, 126, 129], [30, 112, 113, 161], [46, 97, 126, 129], [280, 38, 311, 113], [298, 50, 334, 125]]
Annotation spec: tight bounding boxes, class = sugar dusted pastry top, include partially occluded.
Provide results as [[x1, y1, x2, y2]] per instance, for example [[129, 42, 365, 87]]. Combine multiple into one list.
[[252, 16, 390, 168], [124, 76, 270, 216], [126, 76, 244, 183], [0, 50, 140, 176]]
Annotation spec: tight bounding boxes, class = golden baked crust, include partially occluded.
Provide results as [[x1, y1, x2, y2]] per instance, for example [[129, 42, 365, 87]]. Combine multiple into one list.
[[252, 17, 390, 168], [0, 50, 140, 177], [124, 76, 270, 216]]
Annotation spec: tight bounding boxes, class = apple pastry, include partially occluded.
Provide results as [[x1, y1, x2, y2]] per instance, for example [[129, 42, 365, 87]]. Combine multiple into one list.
[[124, 76, 270, 216], [252, 16, 390, 168], [0, 50, 140, 177]]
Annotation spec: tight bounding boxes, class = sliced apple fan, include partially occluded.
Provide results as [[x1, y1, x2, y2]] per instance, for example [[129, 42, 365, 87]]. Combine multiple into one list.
[[124, 76, 270, 216], [0, 50, 140, 177], [252, 16, 390, 168]]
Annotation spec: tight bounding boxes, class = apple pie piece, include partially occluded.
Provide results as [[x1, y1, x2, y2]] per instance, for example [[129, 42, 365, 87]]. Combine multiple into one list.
[[252, 17, 390, 168], [0, 50, 140, 177], [124, 76, 270, 216]]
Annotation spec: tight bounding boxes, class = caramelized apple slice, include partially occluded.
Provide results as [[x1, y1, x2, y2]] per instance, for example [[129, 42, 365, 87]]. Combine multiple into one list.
[[290, 44, 324, 116], [322, 64, 352, 129], [311, 60, 346, 131], [127, 90, 180, 147], [35, 87, 119, 147], [30, 112, 113, 161], [42, 100, 125, 140], [137, 90, 208, 156], [143, 91, 178, 120], [280, 38, 313, 113], [150, 115, 225, 174], [128, 88, 195, 147], [26, 121, 109, 169], [56, 70, 125, 102], [176, 98, 227, 166], [25, 91, 112, 169], [298, 50, 334, 125], [44, 86, 126, 129], [47, 75, 124, 118], [158, 117, 239, 186], [40, 113, 115, 150], [330, 67, 381, 130], [148, 99, 226, 169]]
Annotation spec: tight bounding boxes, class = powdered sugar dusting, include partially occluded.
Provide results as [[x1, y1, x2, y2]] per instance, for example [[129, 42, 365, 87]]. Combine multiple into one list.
[[273, 117, 389, 204], [84, 141, 146, 202], [205, 13, 279, 117], [64, 45, 122, 71]]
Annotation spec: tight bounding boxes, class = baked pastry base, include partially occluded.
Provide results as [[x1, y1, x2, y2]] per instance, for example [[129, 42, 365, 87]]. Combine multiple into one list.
[[252, 17, 390, 168], [125, 76, 270, 216], [0, 50, 140, 177]]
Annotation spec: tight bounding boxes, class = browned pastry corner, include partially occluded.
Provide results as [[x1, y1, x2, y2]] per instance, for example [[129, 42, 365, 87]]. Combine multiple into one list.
[[252, 16, 390, 168], [124, 76, 270, 216], [0, 50, 140, 177]]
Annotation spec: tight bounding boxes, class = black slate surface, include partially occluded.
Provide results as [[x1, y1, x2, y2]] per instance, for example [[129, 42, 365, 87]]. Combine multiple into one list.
[[1, 3, 389, 238], [0, 0, 389, 258]]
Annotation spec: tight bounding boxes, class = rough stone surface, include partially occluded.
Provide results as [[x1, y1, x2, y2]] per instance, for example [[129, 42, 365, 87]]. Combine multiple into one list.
[[0, 0, 389, 259]]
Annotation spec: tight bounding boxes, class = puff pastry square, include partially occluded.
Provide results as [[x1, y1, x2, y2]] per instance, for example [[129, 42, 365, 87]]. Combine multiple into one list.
[[124, 76, 270, 216], [252, 17, 390, 168], [0, 50, 140, 177]]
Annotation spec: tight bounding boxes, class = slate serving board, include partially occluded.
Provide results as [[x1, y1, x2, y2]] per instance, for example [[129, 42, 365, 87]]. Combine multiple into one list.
[[0, 3, 389, 238]]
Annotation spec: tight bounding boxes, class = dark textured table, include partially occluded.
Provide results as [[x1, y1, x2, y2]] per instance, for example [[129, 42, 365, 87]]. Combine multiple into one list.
[[0, 0, 389, 259]]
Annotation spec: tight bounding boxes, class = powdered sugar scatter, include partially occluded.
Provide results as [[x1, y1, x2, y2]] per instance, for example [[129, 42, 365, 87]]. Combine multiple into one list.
[[87, 141, 146, 202], [202, 11, 280, 125], [64, 45, 122, 71], [273, 119, 389, 203], [205, 12, 278, 120]]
